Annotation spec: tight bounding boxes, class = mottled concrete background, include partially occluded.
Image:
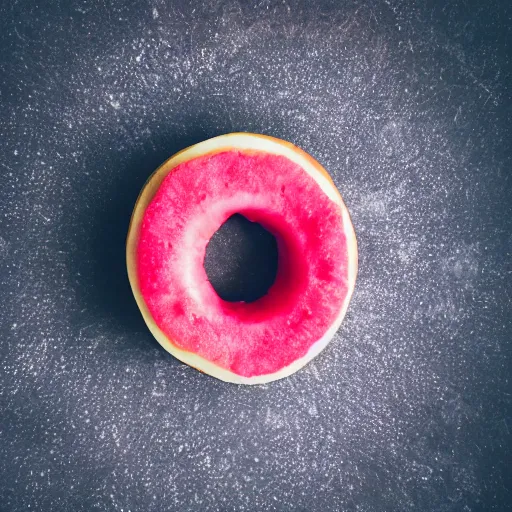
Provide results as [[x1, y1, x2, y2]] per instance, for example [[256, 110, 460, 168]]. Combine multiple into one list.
[[0, 1, 510, 511]]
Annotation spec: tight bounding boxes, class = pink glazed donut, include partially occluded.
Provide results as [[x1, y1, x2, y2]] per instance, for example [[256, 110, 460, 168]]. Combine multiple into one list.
[[126, 133, 357, 384]]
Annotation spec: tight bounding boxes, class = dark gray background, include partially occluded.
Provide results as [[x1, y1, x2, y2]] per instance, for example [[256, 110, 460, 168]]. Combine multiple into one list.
[[0, 1, 511, 511]]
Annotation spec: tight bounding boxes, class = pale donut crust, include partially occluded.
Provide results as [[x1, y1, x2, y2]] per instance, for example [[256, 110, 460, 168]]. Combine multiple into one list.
[[126, 133, 358, 384]]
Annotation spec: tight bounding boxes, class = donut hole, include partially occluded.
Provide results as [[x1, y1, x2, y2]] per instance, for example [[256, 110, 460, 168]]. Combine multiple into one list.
[[204, 214, 278, 303], [207, 209, 310, 323]]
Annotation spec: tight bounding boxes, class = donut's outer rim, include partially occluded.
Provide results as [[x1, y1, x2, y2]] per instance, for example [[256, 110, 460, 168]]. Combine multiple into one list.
[[126, 132, 358, 385]]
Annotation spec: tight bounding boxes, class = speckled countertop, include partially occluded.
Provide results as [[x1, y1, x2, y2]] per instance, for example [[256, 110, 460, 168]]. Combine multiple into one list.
[[0, 1, 511, 511]]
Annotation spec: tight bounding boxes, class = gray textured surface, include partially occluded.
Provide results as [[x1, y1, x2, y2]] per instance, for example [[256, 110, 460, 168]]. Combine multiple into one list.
[[0, 1, 511, 511]]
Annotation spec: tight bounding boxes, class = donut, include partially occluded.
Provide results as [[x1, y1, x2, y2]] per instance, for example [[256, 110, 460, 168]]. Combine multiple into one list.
[[126, 133, 358, 384]]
